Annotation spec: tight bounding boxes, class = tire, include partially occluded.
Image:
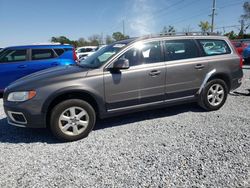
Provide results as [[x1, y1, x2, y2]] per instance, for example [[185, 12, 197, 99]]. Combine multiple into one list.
[[50, 99, 96, 142], [198, 79, 228, 111]]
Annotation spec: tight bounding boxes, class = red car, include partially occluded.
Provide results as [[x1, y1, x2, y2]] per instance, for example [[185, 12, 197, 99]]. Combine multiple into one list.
[[231, 41, 248, 57]]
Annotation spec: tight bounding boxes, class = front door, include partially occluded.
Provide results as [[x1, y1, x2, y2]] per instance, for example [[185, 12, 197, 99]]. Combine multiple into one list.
[[104, 40, 166, 111]]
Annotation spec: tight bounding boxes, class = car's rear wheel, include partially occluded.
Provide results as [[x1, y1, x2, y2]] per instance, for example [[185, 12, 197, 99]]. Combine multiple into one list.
[[50, 99, 96, 142], [198, 79, 228, 111]]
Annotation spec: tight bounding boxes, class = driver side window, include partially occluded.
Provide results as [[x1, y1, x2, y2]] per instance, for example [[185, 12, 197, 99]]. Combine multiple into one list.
[[118, 48, 141, 67], [118, 41, 163, 66]]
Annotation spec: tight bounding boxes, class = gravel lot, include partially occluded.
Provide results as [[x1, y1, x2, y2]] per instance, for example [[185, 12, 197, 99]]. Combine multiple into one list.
[[0, 68, 249, 188]]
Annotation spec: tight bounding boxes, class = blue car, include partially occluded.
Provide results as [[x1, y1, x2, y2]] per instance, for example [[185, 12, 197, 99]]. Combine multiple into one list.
[[0, 45, 77, 92], [243, 45, 250, 64]]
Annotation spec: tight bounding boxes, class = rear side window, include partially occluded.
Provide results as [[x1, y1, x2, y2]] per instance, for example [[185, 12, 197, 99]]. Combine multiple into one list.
[[0, 49, 27, 63], [164, 39, 199, 61], [54, 49, 65, 56], [79, 48, 94, 53], [32, 49, 55, 60], [198, 39, 231, 56]]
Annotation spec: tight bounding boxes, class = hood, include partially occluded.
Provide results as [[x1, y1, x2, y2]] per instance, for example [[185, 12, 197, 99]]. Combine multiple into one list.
[[7, 65, 89, 91]]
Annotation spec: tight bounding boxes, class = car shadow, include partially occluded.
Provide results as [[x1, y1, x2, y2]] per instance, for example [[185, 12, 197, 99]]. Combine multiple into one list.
[[0, 103, 205, 144], [94, 103, 204, 130], [0, 118, 59, 144], [230, 90, 250, 96]]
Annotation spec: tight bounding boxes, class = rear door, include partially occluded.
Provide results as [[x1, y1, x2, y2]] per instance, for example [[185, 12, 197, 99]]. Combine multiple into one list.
[[164, 39, 208, 100], [27, 48, 59, 73], [0, 49, 28, 91]]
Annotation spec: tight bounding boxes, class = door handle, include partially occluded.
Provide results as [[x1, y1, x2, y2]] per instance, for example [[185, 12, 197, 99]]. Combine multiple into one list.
[[51, 62, 59, 66], [195, 64, 205, 69], [17, 65, 27, 68], [149, 70, 161, 76]]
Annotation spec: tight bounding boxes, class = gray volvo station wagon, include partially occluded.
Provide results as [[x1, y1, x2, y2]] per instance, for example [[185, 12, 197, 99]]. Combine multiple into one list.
[[3, 34, 243, 141]]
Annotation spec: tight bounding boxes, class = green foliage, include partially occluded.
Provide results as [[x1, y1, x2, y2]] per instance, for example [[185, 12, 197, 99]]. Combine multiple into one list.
[[198, 21, 212, 33], [224, 31, 238, 39], [224, 30, 250, 39], [112, 32, 129, 41], [51, 32, 129, 47]]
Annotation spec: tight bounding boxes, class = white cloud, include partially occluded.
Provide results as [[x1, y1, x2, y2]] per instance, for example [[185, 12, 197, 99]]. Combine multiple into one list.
[[128, 0, 156, 36]]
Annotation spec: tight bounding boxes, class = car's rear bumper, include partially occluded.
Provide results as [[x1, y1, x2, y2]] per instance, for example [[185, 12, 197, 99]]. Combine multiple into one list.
[[231, 77, 242, 91], [230, 69, 243, 91]]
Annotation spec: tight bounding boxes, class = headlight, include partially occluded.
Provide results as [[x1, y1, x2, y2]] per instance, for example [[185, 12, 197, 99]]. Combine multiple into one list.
[[7, 91, 36, 102]]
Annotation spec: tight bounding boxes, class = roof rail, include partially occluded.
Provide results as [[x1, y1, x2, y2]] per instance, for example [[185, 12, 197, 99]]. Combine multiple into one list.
[[138, 32, 220, 39], [160, 32, 219, 36]]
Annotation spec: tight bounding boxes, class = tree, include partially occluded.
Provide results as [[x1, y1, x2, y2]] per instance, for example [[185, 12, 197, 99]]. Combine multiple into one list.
[[239, 2, 250, 35], [198, 21, 212, 33], [50, 36, 79, 47], [105, 35, 114, 44], [224, 31, 237, 39], [77, 38, 87, 47], [51, 36, 72, 45], [88, 34, 102, 46], [161, 25, 176, 35], [112, 32, 129, 41], [241, 2, 250, 20]]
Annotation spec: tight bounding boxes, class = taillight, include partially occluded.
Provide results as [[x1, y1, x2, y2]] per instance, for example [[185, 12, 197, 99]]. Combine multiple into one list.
[[229, 40, 243, 69], [240, 56, 243, 69], [73, 48, 78, 62]]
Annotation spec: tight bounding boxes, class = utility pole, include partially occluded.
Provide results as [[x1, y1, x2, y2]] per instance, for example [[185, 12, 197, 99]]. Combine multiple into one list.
[[122, 20, 125, 36], [211, 0, 216, 32]]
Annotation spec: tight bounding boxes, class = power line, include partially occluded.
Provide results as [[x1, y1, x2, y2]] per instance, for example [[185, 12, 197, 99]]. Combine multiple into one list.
[[166, 0, 244, 28]]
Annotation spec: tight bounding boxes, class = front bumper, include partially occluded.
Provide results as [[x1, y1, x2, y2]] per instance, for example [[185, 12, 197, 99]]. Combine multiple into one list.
[[4, 100, 47, 128]]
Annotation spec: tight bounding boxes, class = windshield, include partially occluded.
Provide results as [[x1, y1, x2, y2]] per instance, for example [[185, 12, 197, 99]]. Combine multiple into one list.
[[79, 43, 127, 68]]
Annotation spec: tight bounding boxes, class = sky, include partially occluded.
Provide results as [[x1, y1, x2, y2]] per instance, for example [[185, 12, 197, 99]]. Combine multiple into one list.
[[0, 0, 247, 47]]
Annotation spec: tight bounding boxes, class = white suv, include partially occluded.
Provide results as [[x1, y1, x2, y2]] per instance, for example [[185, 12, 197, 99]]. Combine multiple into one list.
[[75, 46, 97, 59]]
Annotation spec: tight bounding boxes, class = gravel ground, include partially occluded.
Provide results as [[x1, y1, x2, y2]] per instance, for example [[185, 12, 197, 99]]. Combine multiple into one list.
[[0, 68, 250, 188]]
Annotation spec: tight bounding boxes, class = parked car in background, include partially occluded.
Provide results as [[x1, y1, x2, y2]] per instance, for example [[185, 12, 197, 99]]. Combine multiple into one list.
[[3, 34, 243, 141], [243, 45, 250, 64], [75, 46, 97, 59], [78, 45, 107, 61], [0, 44, 77, 92], [231, 40, 248, 57]]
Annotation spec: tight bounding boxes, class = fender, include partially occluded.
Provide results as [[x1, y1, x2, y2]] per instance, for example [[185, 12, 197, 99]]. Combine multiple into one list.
[[197, 69, 216, 94], [41, 86, 106, 116]]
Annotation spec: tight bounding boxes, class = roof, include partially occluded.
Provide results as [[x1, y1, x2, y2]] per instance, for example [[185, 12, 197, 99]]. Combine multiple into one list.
[[112, 33, 228, 46], [5, 44, 73, 50]]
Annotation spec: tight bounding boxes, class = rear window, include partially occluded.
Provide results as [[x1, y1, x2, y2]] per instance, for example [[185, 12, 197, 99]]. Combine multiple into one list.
[[54, 49, 64, 56], [164, 39, 199, 61], [79, 48, 94, 53], [32, 49, 55, 60], [198, 39, 231, 56]]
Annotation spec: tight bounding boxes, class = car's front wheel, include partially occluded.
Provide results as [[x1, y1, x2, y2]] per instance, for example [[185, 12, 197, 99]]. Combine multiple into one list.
[[50, 99, 96, 142]]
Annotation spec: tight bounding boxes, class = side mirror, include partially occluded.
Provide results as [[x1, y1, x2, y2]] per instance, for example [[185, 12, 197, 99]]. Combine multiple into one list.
[[111, 58, 130, 70]]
